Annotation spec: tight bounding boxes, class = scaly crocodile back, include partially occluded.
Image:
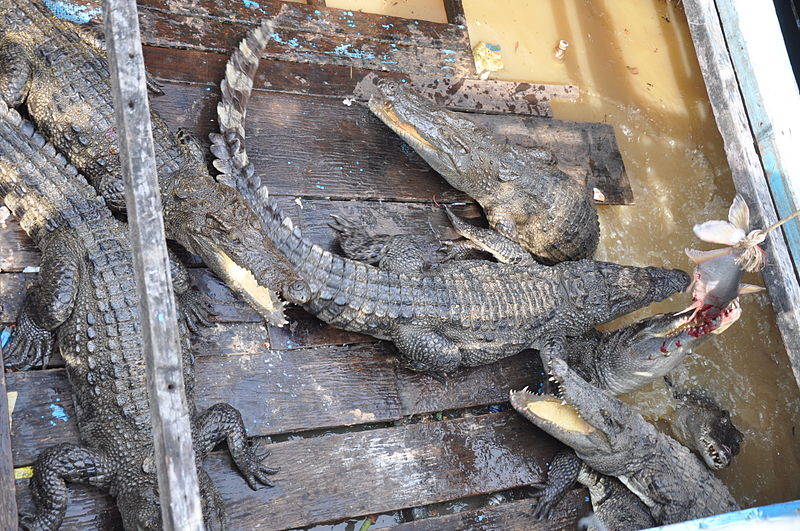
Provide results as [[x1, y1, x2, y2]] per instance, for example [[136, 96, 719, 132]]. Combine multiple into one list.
[[0, 98, 154, 439]]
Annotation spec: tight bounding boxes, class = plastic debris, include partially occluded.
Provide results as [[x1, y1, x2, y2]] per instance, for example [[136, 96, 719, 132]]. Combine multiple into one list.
[[553, 39, 569, 62], [472, 41, 503, 80], [342, 97, 355, 106]]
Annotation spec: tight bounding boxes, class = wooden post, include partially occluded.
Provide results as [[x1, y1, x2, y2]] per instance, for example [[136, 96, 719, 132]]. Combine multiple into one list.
[[101, 1, 203, 529], [0, 347, 17, 531], [714, 0, 800, 272], [443, 0, 467, 26], [683, 0, 800, 389]]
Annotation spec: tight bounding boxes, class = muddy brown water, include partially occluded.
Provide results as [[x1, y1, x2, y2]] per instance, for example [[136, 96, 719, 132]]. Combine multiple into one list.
[[328, 0, 800, 509]]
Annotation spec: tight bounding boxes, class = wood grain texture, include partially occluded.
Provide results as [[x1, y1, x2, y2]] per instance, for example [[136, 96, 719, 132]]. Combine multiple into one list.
[[103, 0, 203, 526], [45, 0, 473, 76], [8, 328, 542, 466], [0, 347, 17, 531], [15, 412, 561, 530], [142, 46, 575, 118], [385, 489, 591, 531], [683, 0, 800, 390], [143, 83, 629, 203]]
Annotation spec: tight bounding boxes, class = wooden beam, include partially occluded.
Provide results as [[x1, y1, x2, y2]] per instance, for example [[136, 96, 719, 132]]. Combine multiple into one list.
[[101, 0, 202, 528], [443, 0, 467, 27], [682, 0, 800, 389], [384, 490, 591, 530], [714, 0, 800, 272], [0, 346, 18, 531], [15, 412, 564, 530]]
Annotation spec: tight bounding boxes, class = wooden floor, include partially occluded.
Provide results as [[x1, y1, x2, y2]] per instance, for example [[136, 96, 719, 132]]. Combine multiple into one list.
[[1, 1, 634, 529]]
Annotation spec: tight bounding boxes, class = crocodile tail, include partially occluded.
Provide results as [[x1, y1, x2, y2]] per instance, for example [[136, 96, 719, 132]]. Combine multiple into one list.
[[211, 18, 275, 192]]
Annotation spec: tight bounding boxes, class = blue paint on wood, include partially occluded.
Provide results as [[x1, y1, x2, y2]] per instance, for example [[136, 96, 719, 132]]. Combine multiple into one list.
[[324, 44, 376, 60], [49, 403, 70, 422], [0, 328, 11, 349], [646, 500, 800, 530], [43, 0, 101, 24]]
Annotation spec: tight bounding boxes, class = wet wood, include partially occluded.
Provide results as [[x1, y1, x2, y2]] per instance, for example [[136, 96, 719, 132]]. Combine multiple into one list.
[[142, 46, 574, 118], [683, 0, 800, 390], [103, 0, 203, 526], [443, 0, 467, 27], [0, 347, 17, 531], [53, 0, 473, 76], [386, 489, 591, 531], [15, 412, 561, 530], [8, 327, 542, 465], [144, 83, 630, 203]]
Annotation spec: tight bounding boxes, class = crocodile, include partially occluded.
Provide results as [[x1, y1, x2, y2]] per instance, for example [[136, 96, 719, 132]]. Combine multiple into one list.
[[0, 100, 276, 529], [365, 78, 600, 265], [210, 21, 689, 375], [0, 0, 308, 326], [511, 358, 740, 526], [575, 464, 655, 531], [667, 384, 743, 470]]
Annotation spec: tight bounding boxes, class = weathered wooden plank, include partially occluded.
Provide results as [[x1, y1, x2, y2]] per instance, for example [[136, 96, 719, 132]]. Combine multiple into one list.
[[142, 46, 574, 117], [144, 83, 629, 203], [442, 0, 467, 27], [0, 273, 35, 324], [683, 0, 800, 390], [385, 490, 591, 531], [715, 0, 800, 273], [134, 1, 473, 77], [45, 0, 473, 76], [17, 412, 560, 530], [9, 329, 542, 466], [0, 207, 40, 272], [103, 0, 202, 526], [0, 347, 18, 531]]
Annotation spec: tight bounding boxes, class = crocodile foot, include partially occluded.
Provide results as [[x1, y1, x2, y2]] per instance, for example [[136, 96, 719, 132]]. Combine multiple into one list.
[[3, 311, 54, 370], [237, 440, 280, 490], [178, 287, 217, 334]]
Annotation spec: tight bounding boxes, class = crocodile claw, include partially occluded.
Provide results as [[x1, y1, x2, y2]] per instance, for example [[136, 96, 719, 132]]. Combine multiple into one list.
[[178, 288, 218, 334], [238, 440, 280, 490], [3, 315, 53, 370]]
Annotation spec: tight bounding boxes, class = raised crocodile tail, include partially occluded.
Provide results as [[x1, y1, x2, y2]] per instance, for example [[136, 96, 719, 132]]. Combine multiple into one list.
[[210, 18, 276, 192], [0, 99, 110, 244]]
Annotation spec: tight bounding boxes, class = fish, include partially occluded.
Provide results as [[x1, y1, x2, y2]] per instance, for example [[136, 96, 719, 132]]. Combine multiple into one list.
[[680, 195, 765, 321]]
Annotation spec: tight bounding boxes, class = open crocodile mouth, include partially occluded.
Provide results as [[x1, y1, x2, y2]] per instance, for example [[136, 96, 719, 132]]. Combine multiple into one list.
[[700, 435, 728, 469], [510, 367, 596, 436], [371, 101, 439, 152], [685, 298, 741, 338]]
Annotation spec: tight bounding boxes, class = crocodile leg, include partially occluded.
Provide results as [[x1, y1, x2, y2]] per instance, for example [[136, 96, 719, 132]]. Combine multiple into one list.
[[443, 206, 533, 265], [197, 467, 227, 531], [22, 443, 112, 531], [169, 252, 216, 334], [0, 41, 31, 107], [483, 205, 519, 241], [4, 241, 80, 369], [193, 403, 279, 490], [531, 450, 582, 520], [394, 324, 462, 375], [329, 214, 428, 273]]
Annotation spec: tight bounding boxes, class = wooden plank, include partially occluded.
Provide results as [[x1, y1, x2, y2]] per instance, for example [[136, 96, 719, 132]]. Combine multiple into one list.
[[0, 347, 18, 531], [143, 83, 629, 203], [45, 0, 473, 77], [102, 0, 202, 527], [8, 330, 542, 466], [385, 490, 591, 531], [715, 0, 800, 272], [16, 412, 562, 530], [442, 0, 467, 27], [683, 0, 800, 390], [135, 0, 473, 77], [0, 273, 35, 324], [0, 207, 39, 272], [141, 46, 575, 118]]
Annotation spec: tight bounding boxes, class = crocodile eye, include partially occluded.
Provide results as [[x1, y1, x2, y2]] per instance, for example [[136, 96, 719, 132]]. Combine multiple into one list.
[[600, 408, 610, 418]]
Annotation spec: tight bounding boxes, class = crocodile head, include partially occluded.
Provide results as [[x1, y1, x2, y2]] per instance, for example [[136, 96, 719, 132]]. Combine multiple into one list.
[[672, 391, 744, 469], [560, 261, 690, 329], [368, 79, 523, 186], [510, 358, 642, 470], [164, 133, 309, 326], [597, 300, 741, 394]]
